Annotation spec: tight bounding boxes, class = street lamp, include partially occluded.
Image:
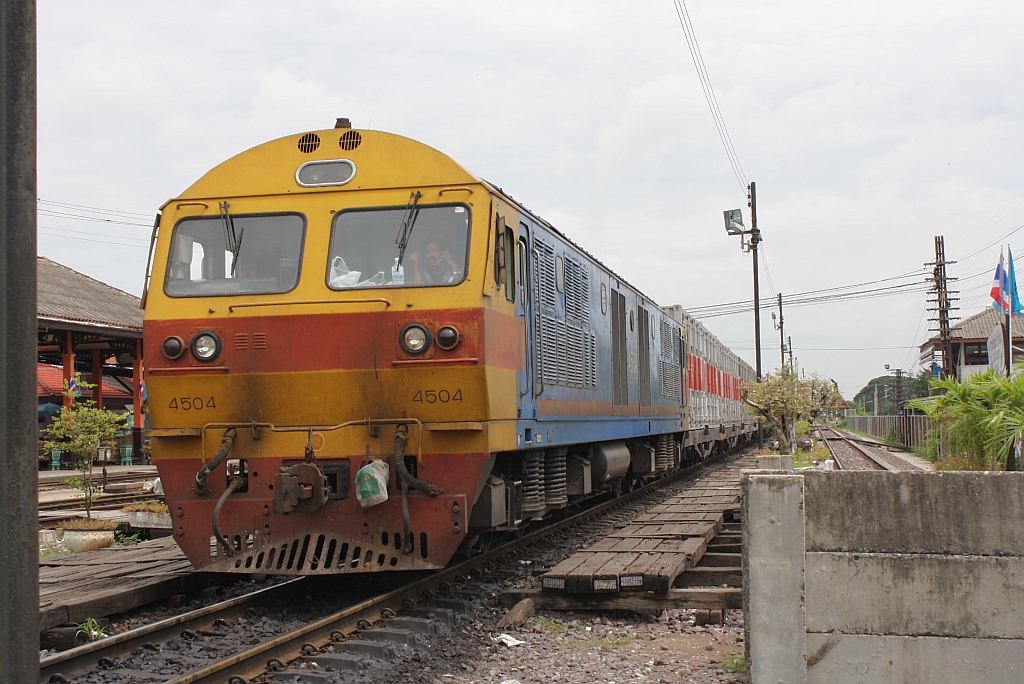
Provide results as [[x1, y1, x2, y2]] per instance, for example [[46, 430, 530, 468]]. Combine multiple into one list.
[[723, 181, 762, 380], [725, 182, 763, 450]]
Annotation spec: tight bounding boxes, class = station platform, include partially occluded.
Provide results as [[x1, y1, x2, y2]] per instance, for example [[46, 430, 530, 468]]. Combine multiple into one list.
[[537, 451, 754, 602], [39, 536, 215, 632]]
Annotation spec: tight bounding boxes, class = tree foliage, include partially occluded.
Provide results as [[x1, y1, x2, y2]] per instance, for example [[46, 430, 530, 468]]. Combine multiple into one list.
[[41, 375, 123, 460], [41, 374, 123, 517], [909, 365, 1024, 470], [743, 368, 844, 454], [851, 369, 931, 416]]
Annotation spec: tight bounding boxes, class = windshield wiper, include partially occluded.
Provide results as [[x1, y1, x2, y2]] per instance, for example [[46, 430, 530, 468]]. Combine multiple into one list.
[[219, 201, 244, 276], [394, 191, 422, 268]]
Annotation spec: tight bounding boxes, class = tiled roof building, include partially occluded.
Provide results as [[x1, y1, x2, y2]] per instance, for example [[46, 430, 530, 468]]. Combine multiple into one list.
[[37, 256, 142, 334], [36, 257, 145, 456], [920, 307, 1024, 379]]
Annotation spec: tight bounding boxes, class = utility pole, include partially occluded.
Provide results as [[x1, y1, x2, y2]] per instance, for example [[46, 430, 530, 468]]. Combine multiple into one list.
[[772, 293, 785, 369], [749, 182, 762, 381], [873, 382, 878, 417], [724, 182, 763, 449], [0, 0, 39, 679], [926, 236, 959, 379], [787, 335, 793, 369]]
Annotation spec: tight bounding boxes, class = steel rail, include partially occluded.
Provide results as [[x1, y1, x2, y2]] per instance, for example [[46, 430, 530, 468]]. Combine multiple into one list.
[[819, 427, 893, 471], [39, 579, 306, 683], [38, 492, 161, 512], [38, 471, 158, 492]]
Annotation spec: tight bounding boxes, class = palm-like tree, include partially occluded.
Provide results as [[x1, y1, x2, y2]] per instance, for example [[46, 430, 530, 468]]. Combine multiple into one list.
[[910, 365, 1024, 469]]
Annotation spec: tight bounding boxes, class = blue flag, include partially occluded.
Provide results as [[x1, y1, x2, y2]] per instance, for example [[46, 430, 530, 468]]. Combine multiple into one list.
[[1010, 248, 1023, 317]]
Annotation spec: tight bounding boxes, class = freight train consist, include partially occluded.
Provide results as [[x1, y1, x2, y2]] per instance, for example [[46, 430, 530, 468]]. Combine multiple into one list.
[[142, 123, 756, 575]]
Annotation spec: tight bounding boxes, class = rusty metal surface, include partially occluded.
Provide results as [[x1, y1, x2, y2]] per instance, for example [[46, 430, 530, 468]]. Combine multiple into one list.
[[158, 452, 482, 575]]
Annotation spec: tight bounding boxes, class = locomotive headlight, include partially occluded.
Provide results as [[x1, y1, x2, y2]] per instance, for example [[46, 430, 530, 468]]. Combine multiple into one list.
[[400, 323, 431, 355], [190, 331, 221, 362], [162, 336, 185, 359], [436, 325, 460, 350]]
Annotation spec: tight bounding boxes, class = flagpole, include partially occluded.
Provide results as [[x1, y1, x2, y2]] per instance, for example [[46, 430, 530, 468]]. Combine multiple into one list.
[[1006, 244, 1017, 470], [1008, 245, 1014, 377]]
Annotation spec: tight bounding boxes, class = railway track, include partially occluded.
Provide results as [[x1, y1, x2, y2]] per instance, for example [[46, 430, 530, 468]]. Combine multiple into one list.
[[38, 470, 156, 492], [818, 426, 897, 471], [41, 445, 749, 684], [39, 492, 161, 513]]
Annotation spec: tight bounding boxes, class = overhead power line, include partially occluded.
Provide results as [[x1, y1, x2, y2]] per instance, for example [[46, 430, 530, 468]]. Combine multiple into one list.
[[671, 0, 748, 194], [38, 225, 149, 243], [37, 198, 152, 219], [37, 209, 151, 228], [692, 281, 932, 320], [951, 188, 1024, 251], [686, 269, 929, 314], [37, 230, 147, 248]]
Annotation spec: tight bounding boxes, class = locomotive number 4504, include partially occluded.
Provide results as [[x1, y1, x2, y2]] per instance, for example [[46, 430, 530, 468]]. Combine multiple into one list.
[[168, 397, 216, 410], [412, 389, 463, 404]]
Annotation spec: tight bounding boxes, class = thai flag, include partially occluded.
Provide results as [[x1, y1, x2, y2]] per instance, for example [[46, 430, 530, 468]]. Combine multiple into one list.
[[992, 249, 1011, 314]]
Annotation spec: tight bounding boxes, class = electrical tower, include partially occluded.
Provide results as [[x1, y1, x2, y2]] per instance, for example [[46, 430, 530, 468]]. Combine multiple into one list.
[[926, 235, 960, 379]]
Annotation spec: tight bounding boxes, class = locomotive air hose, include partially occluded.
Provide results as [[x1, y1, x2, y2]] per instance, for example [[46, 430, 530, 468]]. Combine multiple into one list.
[[212, 476, 244, 557], [194, 428, 238, 495], [394, 424, 442, 496]]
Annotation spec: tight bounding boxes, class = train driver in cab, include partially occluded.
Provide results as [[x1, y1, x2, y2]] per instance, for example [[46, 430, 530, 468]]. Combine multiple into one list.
[[406, 238, 462, 284]]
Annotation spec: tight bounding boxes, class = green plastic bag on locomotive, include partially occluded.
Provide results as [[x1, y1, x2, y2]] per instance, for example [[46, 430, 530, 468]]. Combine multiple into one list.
[[355, 459, 390, 508]]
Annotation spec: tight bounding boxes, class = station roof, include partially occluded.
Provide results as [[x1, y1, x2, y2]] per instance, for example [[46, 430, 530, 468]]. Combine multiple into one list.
[[921, 307, 1024, 350], [37, 363, 132, 400], [37, 257, 143, 337]]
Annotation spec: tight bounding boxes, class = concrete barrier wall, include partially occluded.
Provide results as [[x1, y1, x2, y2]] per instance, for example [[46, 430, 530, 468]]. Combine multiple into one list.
[[743, 470, 1024, 684]]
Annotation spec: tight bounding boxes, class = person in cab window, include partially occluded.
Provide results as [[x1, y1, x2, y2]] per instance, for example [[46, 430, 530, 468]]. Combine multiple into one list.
[[239, 260, 261, 278], [408, 239, 461, 284]]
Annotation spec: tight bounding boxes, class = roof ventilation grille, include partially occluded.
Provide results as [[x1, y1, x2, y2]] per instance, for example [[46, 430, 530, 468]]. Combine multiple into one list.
[[297, 133, 321, 154], [339, 131, 362, 151]]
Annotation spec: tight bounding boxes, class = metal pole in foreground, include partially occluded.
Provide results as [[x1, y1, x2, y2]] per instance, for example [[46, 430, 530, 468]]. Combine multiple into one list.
[[0, 0, 39, 680]]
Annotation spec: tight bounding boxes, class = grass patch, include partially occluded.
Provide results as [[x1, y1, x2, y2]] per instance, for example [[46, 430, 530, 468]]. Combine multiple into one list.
[[722, 653, 744, 673], [529, 617, 565, 632], [567, 633, 638, 650], [528, 617, 583, 633], [841, 426, 874, 440], [39, 547, 71, 560]]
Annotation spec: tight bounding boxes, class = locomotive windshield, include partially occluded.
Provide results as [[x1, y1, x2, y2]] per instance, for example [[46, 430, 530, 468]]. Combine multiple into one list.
[[327, 204, 470, 289], [164, 213, 305, 297]]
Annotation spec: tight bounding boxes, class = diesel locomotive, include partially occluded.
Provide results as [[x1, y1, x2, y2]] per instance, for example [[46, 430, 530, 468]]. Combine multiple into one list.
[[142, 121, 755, 575]]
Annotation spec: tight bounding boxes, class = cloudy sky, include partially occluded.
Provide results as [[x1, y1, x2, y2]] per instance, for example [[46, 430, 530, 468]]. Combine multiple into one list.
[[37, 1, 1024, 396]]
